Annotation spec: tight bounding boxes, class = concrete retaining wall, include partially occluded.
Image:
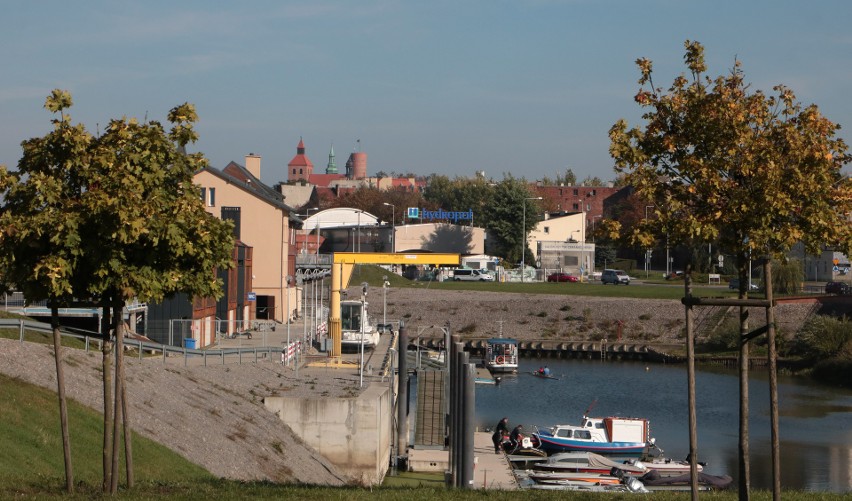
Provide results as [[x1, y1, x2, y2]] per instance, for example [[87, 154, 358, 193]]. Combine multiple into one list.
[[264, 384, 391, 486]]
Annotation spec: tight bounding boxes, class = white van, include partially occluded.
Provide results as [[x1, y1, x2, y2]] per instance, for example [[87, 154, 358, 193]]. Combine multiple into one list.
[[452, 269, 494, 282]]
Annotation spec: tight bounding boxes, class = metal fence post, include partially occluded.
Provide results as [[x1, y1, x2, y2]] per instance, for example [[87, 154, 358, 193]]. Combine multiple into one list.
[[19, 319, 24, 342]]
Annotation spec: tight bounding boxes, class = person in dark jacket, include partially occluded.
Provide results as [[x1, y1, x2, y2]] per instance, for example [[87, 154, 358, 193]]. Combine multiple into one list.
[[492, 417, 509, 453], [510, 424, 524, 449]]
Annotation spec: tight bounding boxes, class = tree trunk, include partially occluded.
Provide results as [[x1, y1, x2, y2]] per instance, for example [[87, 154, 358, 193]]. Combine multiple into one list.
[[763, 261, 781, 501], [51, 306, 74, 493], [110, 304, 123, 494], [101, 305, 114, 493], [121, 366, 134, 489], [737, 258, 750, 500]]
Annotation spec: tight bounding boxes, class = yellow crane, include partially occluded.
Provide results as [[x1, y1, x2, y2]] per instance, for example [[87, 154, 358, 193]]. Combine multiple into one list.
[[328, 252, 460, 357]]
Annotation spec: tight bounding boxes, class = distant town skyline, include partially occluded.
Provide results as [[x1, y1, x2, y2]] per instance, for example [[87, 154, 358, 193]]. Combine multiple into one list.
[[2, 1, 850, 187]]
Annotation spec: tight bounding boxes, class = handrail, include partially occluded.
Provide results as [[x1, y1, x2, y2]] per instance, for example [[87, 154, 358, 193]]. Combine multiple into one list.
[[0, 318, 282, 366]]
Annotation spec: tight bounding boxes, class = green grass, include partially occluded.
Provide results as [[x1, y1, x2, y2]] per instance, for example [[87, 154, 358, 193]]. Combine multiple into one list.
[[0, 373, 212, 495]]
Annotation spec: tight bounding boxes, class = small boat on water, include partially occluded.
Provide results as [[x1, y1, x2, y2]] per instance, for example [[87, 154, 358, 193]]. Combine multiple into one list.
[[532, 415, 654, 457], [534, 451, 646, 475], [485, 338, 518, 373], [627, 456, 703, 477], [339, 300, 379, 351], [638, 469, 733, 491], [530, 370, 560, 380], [527, 470, 622, 485]]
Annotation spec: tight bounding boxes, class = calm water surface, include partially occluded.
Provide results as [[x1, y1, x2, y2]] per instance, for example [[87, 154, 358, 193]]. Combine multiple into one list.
[[473, 358, 852, 492]]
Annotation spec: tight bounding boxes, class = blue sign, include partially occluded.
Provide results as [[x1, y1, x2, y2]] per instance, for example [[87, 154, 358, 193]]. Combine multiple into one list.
[[408, 207, 473, 223], [247, 292, 257, 301]]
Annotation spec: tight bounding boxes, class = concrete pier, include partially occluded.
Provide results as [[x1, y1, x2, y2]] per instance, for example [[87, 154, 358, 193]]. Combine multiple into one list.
[[406, 432, 518, 490]]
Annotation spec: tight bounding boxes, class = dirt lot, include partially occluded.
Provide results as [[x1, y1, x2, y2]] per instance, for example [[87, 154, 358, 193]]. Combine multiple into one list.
[[378, 286, 818, 344]]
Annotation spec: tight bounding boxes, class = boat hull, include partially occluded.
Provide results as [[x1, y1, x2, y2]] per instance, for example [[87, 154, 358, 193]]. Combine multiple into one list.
[[534, 432, 647, 457]]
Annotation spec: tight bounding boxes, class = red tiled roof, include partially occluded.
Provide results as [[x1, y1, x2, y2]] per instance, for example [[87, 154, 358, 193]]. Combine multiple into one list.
[[288, 154, 313, 168], [308, 173, 346, 187]]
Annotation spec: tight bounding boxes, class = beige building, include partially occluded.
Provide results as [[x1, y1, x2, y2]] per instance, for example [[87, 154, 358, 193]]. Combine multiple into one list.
[[194, 155, 301, 324], [393, 223, 485, 254], [529, 213, 595, 276]]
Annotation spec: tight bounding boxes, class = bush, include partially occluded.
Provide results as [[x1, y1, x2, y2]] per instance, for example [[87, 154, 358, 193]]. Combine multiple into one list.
[[789, 315, 852, 360]]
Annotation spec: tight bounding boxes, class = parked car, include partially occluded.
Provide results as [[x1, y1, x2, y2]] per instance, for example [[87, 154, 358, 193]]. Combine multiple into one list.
[[825, 281, 851, 295], [452, 269, 494, 281], [601, 269, 630, 285], [547, 272, 578, 283], [728, 278, 759, 291]]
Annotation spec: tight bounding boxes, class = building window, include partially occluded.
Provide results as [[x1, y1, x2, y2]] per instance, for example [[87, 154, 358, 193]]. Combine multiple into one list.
[[200, 187, 206, 203], [572, 203, 579, 211], [573, 189, 578, 196], [544, 227, 550, 234], [208, 187, 216, 207]]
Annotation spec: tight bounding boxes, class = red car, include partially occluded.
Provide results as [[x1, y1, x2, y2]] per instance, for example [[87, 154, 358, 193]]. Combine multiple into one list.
[[547, 272, 578, 283]]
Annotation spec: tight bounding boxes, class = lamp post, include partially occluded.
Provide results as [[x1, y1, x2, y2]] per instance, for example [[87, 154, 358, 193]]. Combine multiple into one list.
[[521, 196, 543, 283], [359, 282, 368, 388], [383, 202, 395, 253], [383, 276, 389, 334], [645, 205, 655, 278], [285, 275, 292, 367], [356, 210, 363, 253]]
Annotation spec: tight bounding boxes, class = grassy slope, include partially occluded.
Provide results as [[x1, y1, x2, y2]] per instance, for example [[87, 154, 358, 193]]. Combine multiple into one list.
[[0, 372, 212, 495]]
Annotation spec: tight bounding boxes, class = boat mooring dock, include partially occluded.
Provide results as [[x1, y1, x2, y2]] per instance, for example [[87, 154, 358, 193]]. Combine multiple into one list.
[[406, 432, 518, 490]]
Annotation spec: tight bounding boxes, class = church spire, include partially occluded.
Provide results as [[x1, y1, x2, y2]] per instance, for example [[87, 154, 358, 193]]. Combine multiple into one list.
[[326, 142, 338, 174]]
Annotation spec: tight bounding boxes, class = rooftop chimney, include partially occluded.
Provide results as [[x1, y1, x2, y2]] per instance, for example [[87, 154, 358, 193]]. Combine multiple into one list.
[[245, 153, 261, 179]]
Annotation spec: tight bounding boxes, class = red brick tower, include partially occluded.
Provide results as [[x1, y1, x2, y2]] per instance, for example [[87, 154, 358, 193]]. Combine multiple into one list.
[[287, 137, 314, 182]]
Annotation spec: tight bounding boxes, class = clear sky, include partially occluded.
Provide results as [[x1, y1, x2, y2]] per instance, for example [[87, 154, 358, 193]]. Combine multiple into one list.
[[3, 1, 851, 186]]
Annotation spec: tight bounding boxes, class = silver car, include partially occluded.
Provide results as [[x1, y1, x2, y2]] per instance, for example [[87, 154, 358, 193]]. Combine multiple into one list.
[[601, 269, 630, 285]]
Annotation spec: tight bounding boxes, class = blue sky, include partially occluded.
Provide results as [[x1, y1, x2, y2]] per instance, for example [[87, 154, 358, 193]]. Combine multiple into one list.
[[3, 1, 851, 186]]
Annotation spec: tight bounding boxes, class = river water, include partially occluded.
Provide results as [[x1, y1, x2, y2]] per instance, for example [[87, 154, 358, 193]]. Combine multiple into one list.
[[473, 358, 852, 492]]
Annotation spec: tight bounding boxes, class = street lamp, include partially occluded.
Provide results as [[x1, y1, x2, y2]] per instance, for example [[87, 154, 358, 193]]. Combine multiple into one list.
[[382, 275, 389, 334], [645, 205, 655, 278], [521, 197, 543, 283], [359, 282, 368, 388], [285, 275, 292, 367], [383, 202, 395, 253]]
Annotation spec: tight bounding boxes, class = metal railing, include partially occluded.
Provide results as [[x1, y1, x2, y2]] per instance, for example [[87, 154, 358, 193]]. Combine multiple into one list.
[[0, 318, 286, 366]]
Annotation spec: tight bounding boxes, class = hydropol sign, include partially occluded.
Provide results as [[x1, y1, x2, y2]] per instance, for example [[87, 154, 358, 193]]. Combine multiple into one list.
[[407, 207, 473, 223]]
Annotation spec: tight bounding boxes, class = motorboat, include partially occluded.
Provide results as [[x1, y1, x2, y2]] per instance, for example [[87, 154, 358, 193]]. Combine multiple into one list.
[[532, 415, 654, 457], [339, 299, 379, 351], [484, 338, 518, 373], [627, 456, 703, 478], [533, 451, 646, 475], [638, 469, 733, 491]]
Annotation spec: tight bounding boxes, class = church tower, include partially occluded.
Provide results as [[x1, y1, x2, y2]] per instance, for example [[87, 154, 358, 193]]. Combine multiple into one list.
[[326, 143, 338, 174], [287, 137, 314, 182]]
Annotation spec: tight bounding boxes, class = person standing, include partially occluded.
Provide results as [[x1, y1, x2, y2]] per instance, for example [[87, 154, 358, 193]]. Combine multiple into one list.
[[492, 417, 509, 454], [510, 424, 524, 449]]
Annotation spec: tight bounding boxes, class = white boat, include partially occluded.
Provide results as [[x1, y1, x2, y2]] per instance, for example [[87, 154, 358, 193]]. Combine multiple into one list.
[[628, 456, 703, 477], [532, 415, 654, 457], [485, 338, 518, 373], [534, 451, 647, 475], [339, 300, 379, 351]]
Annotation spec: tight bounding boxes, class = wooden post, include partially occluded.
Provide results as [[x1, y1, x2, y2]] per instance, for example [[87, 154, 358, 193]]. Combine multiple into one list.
[[685, 266, 699, 500], [764, 261, 780, 501]]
